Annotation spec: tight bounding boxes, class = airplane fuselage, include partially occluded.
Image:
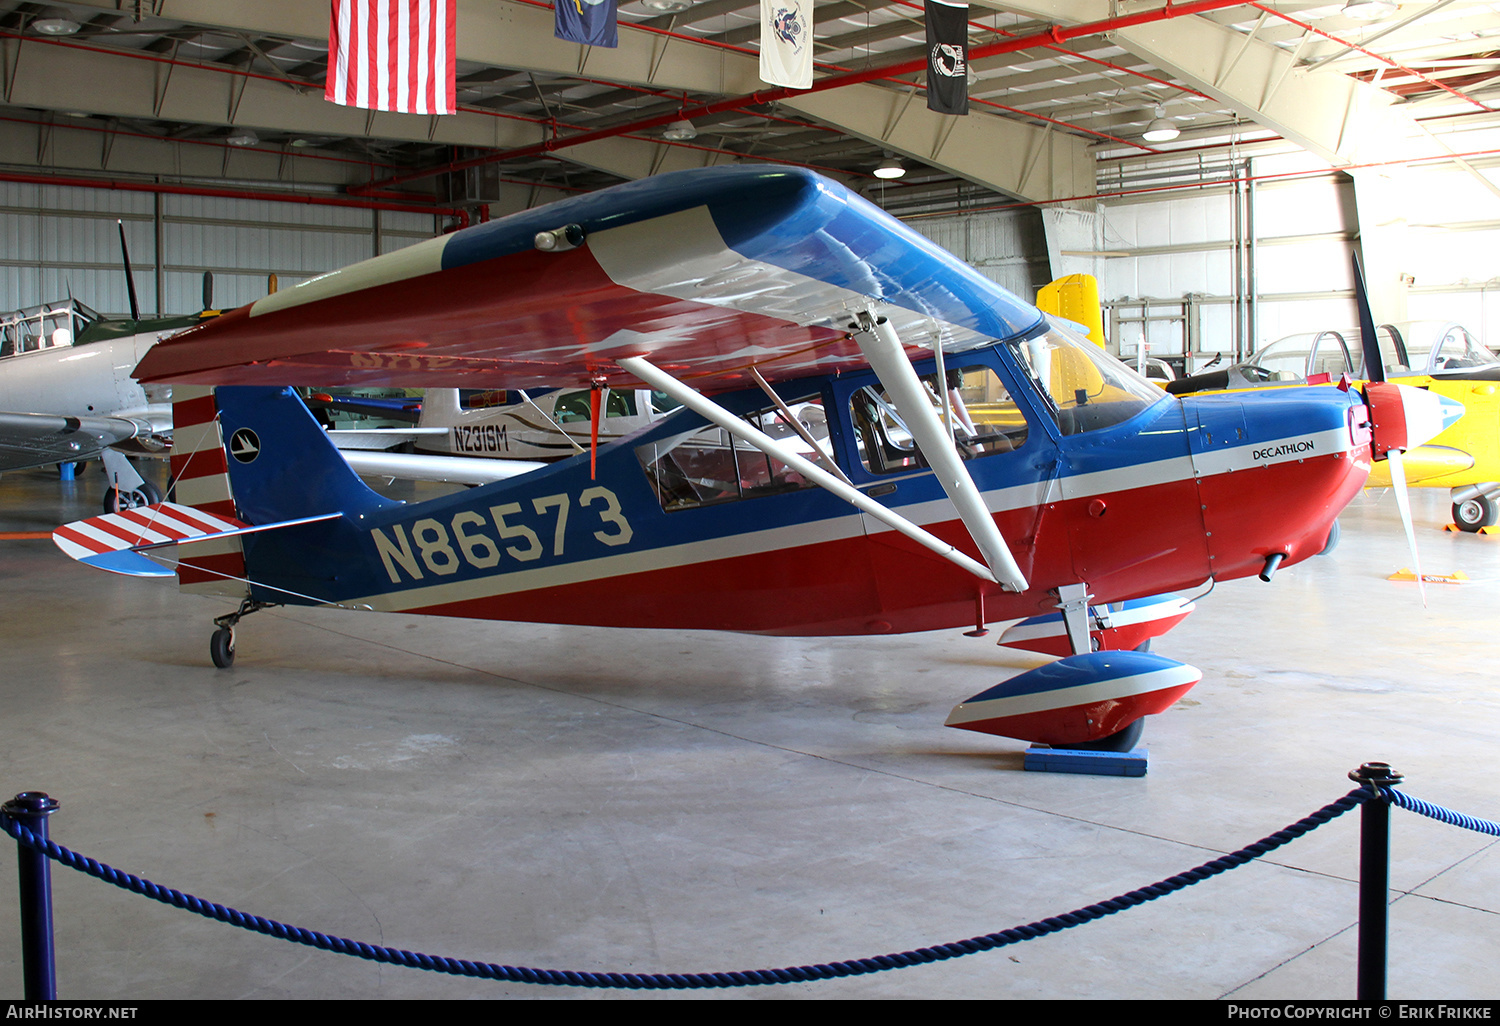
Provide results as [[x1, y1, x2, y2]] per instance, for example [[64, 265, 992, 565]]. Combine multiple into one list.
[[214, 339, 1369, 637], [0, 333, 155, 420]]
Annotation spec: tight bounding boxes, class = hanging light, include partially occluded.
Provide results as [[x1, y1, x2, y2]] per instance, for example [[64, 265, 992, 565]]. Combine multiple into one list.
[[1343, 0, 1398, 20], [226, 129, 259, 147], [874, 157, 906, 180], [32, 16, 80, 35], [643, 0, 692, 10], [32, 7, 81, 35], [1142, 106, 1179, 143], [662, 119, 697, 141]]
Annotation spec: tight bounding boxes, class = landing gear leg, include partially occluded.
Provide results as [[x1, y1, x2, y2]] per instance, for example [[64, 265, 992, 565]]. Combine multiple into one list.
[[1054, 583, 1095, 655], [210, 599, 274, 669]]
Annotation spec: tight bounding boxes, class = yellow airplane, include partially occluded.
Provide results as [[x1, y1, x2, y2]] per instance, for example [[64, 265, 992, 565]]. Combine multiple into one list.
[[1035, 277, 1500, 532]]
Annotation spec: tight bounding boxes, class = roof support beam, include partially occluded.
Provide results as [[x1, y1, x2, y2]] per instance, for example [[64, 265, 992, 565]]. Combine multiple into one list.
[[59, 0, 1097, 202]]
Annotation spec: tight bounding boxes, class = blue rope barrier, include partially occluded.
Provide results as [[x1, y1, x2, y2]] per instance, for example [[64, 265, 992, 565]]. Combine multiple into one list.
[[1384, 787, 1500, 836], [0, 788, 1373, 989]]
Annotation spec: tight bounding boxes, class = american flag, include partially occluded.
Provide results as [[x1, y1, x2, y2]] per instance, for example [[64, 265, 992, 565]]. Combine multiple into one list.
[[325, 0, 456, 116]]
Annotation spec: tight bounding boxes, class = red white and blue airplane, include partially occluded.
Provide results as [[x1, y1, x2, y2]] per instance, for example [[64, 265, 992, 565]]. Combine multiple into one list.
[[50, 166, 1458, 751]]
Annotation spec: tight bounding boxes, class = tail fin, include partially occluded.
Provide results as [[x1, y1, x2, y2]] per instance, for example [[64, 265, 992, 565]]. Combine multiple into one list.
[[212, 386, 398, 526], [170, 385, 248, 597], [1035, 273, 1106, 349]]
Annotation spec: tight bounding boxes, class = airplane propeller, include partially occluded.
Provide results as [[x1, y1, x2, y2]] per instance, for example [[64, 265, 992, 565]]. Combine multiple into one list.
[[117, 220, 141, 323], [1351, 252, 1426, 604]]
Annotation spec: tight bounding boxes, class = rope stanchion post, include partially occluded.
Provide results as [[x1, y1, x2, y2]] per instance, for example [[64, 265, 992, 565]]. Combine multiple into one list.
[[3, 791, 60, 1000], [1349, 762, 1402, 1001]]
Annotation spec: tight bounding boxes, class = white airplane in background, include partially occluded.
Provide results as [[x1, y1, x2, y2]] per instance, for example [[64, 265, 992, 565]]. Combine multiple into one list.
[[0, 297, 210, 511]]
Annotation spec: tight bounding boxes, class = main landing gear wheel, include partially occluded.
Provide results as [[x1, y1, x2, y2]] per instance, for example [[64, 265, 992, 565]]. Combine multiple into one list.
[[1319, 519, 1341, 555], [1068, 717, 1145, 753], [103, 480, 162, 514], [210, 627, 235, 669], [1452, 495, 1498, 533]]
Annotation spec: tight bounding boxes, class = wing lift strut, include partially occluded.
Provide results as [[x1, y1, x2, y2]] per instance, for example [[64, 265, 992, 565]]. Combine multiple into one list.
[[617, 308, 1028, 593]]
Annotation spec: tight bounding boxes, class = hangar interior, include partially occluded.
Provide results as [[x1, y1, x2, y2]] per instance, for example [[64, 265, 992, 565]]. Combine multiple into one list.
[[0, 0, 1497, 1001]]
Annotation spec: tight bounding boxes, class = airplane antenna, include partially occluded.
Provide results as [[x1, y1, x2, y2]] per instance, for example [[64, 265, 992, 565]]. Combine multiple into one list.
[[117, 220, 141, 322]]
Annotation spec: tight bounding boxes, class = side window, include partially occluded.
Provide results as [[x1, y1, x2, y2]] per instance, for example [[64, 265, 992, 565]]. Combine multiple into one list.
[[849, 365, 1027, 476], [636, 394, 827, 511], [554, 389, 639, 423]]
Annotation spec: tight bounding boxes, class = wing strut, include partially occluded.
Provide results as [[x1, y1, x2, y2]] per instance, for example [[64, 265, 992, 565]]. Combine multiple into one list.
[[850, 310, 1028, 593], [616, 355, 1000, 584]]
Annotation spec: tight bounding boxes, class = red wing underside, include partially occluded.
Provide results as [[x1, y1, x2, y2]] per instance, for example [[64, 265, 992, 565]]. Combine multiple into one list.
[[139, 246, 870, 394]]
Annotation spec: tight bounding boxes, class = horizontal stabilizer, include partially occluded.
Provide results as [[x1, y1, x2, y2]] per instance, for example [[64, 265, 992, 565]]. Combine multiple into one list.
[[53, 502, 341, 578]]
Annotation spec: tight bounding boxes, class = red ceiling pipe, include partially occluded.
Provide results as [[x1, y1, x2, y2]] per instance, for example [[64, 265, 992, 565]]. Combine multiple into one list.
[[0, 170, 468, 225], [351, 0, 1251, 195]]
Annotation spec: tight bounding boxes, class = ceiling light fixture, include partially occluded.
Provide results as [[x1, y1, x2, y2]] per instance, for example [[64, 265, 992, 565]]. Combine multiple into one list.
[[32, 16, 80, 35], [1142, 106, 1179, 143], [1343, 0, 1398, 20], [226, 129, 259, 147], [642, 0, 692, 11], [663, 119, 697, 141], [874, 157, 905, 180]]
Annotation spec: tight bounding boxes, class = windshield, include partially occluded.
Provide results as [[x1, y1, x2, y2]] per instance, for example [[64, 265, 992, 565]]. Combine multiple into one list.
[[1006, 325, 1164, 435]]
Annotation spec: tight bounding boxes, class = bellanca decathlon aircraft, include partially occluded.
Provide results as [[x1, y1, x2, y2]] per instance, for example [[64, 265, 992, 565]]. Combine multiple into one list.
[[52, 166, 1458, 751]]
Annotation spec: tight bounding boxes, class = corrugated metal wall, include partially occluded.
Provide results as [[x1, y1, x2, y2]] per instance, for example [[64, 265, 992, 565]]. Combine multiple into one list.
[[0, 183, 437, 319], [906, 207, 1050, 300]]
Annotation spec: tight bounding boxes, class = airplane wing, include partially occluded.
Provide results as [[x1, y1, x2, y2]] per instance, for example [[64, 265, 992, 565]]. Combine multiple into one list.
[[133, 166, 1046, 395], [340, 448, 543, 485], [306, 392, 424, 423], [0, 411, 155, 473], [327, 427, 448, 451]]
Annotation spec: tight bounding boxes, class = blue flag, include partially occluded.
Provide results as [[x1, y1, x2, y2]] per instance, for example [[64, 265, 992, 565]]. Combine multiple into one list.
[[555, 0, 618, 48]]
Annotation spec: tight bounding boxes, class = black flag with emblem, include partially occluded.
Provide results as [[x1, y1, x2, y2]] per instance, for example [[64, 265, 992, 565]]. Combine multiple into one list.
[[925, 0, 969, 115]]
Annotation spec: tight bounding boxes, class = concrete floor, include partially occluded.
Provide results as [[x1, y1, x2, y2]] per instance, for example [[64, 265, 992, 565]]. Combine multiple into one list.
[[0, 461, 1496, 1000]]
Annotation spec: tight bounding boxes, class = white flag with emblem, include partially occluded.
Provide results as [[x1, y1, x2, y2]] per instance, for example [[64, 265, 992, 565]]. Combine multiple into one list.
[[760, 0, 813, 90]]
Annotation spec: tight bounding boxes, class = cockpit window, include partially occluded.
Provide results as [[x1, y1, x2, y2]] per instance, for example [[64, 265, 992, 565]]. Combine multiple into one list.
[[849, 365, 1027, 475], [1007, 326, 1162, 435], [635, 393, 827, 511], [555, 389, 639, 423]]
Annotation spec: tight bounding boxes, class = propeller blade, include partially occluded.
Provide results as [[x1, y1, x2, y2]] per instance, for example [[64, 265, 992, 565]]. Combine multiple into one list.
[[1387, 448, 1426, 607], [117, 220, 140, 322], [202, 270, 214, 311], [1351, 252, 1384, 383]]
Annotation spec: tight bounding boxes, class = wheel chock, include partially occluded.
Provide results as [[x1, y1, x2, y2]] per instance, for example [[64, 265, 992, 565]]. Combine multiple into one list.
[[1443, 524, 1500, 536], [1387, 568, 1470, 584], [1024, 746, 1148, 777]]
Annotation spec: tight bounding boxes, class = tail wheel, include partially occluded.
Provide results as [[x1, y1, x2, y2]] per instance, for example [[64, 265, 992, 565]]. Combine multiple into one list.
[[210, 627, 235, 669], [103, 480, 162, 514], [1452, 495, 1498, 533]]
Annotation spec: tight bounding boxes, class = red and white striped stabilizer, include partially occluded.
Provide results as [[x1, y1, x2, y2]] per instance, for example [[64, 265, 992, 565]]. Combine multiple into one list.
[[945, 651, 1201, 747], [52, 502, 247, 578]]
